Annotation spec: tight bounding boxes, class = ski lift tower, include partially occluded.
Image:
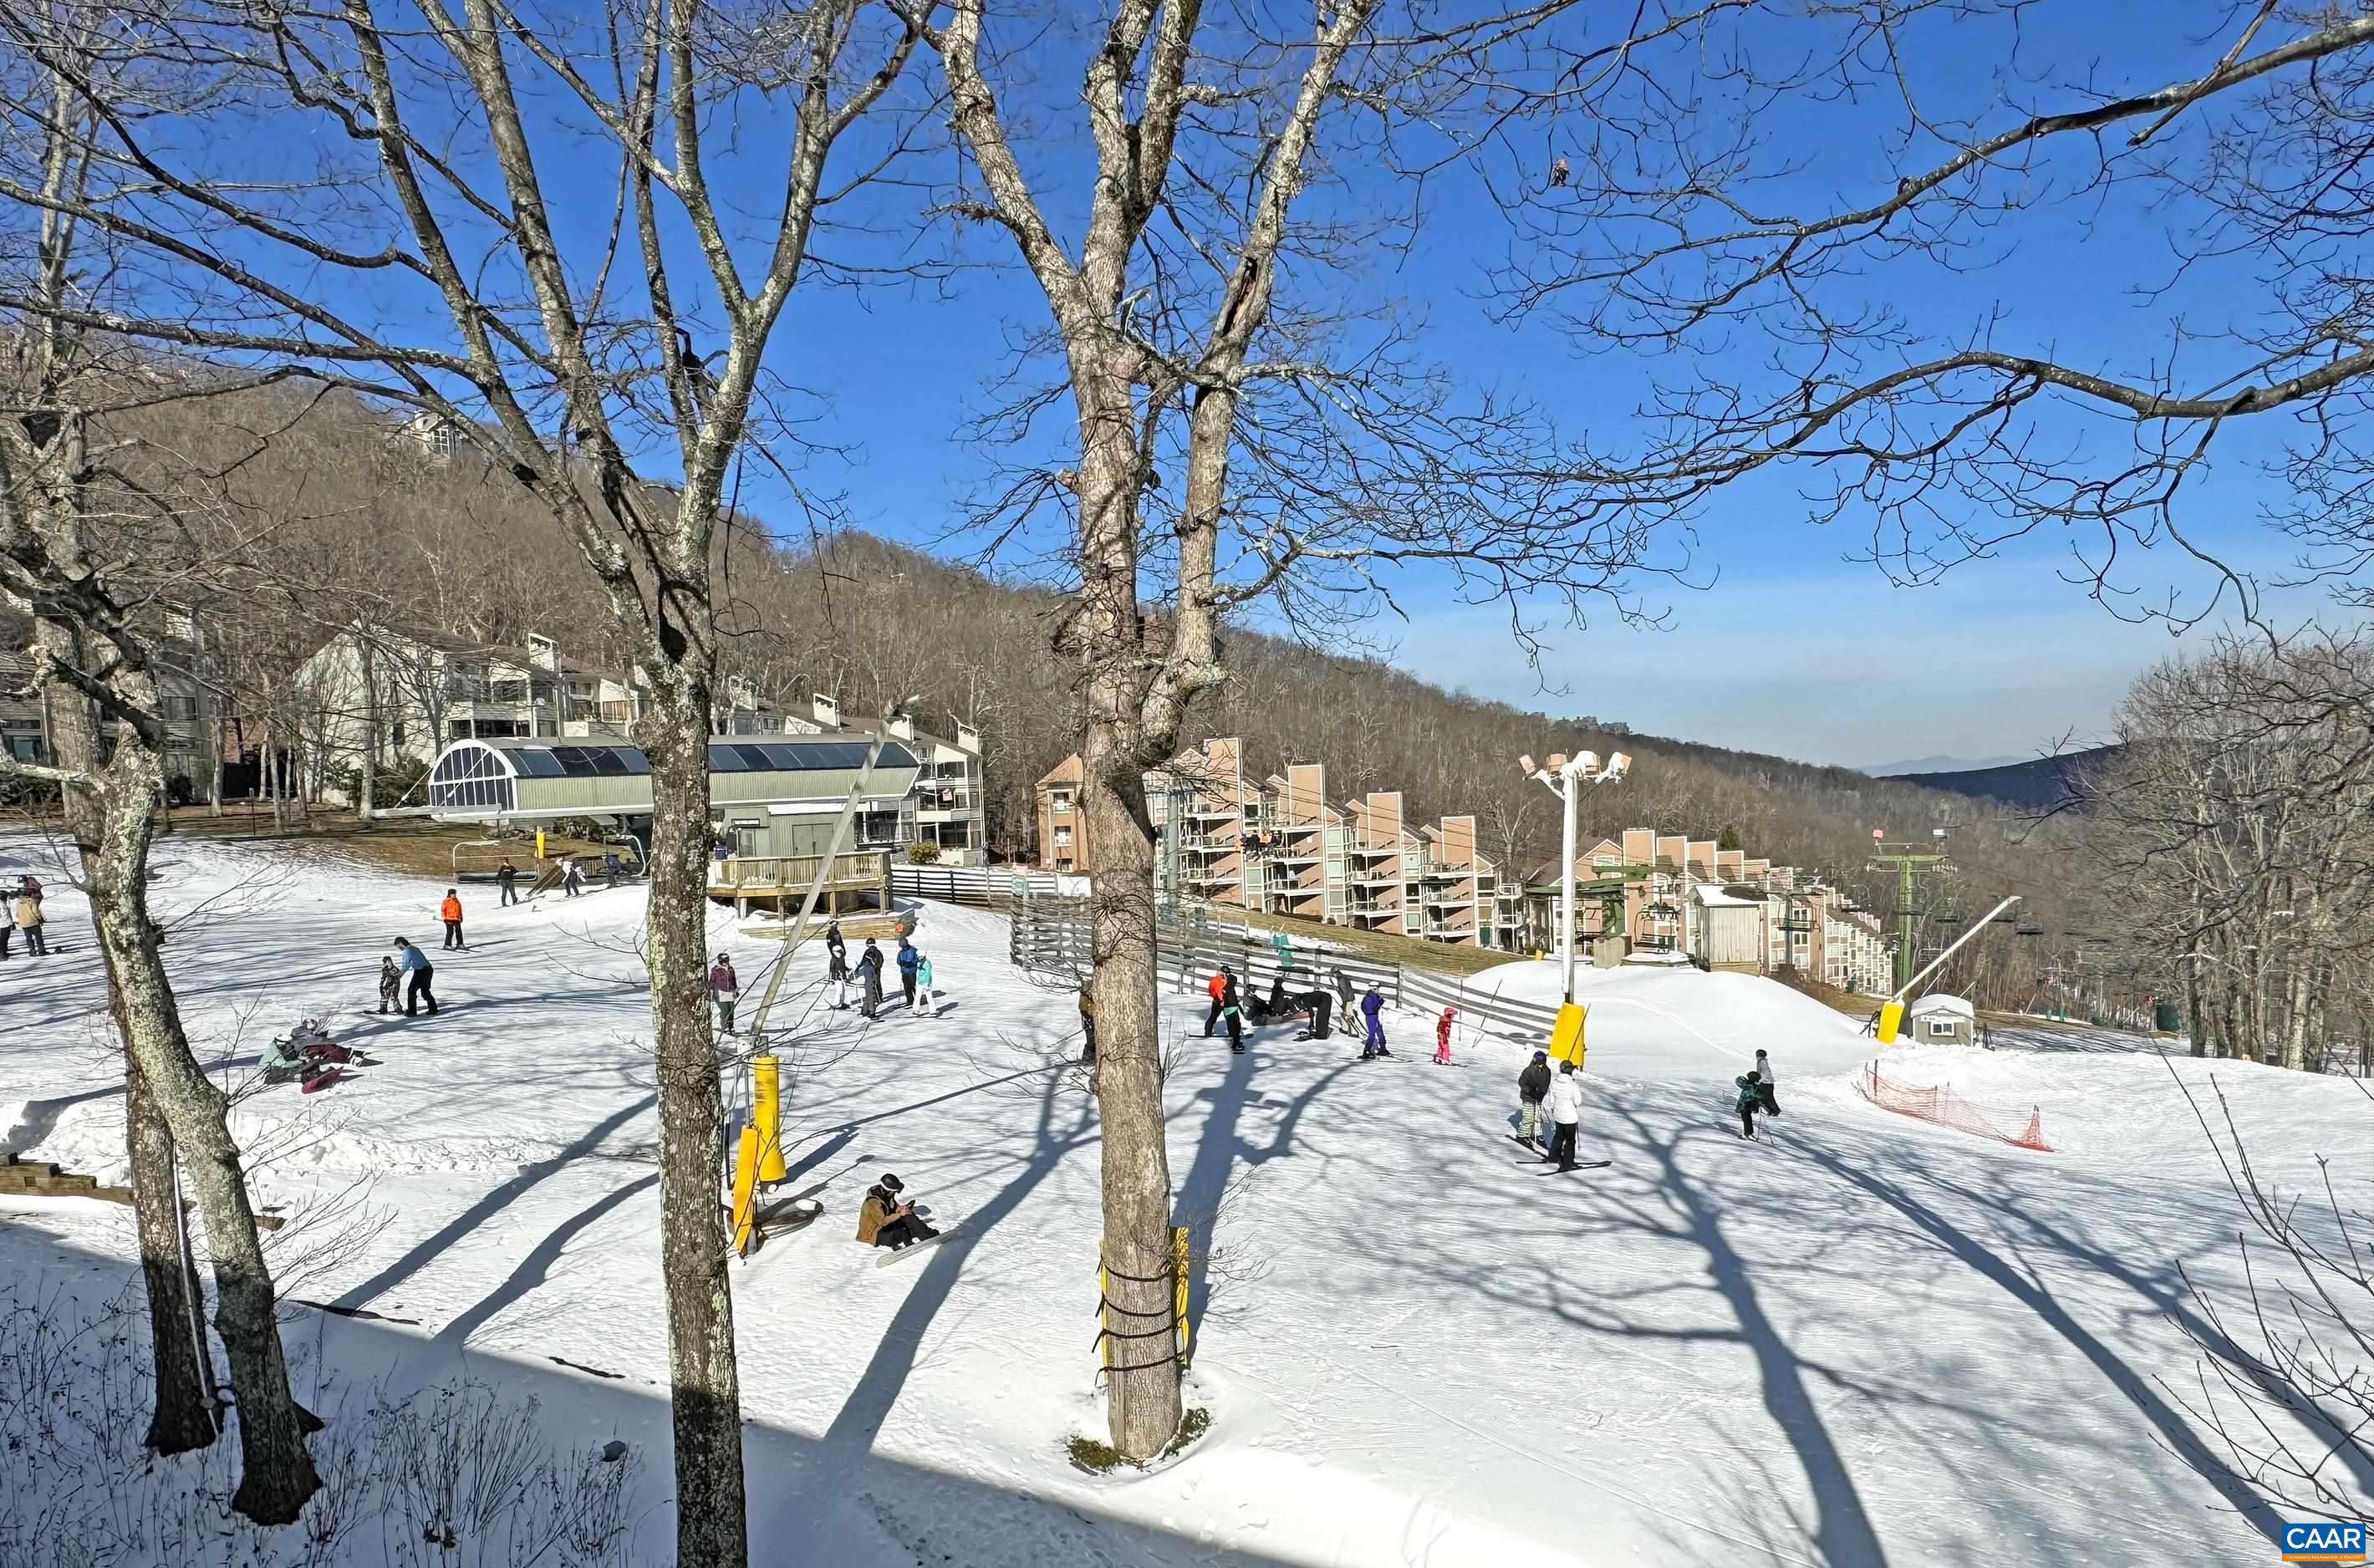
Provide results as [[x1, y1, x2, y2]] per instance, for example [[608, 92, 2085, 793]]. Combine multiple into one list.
[[1869, 827, 1954, 994]]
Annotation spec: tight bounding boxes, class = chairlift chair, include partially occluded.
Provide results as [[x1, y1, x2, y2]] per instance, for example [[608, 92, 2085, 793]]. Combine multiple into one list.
[[451, 826, 530, 882]]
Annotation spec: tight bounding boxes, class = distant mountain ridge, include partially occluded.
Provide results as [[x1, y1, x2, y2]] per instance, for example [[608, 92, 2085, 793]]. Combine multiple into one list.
[[1893, 746, 2125, 810], [1858, 753, 2024, 777]]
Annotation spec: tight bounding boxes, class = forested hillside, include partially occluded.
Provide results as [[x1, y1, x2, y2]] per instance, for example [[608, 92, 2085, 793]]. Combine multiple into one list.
[[10, 381, 2085, 999]]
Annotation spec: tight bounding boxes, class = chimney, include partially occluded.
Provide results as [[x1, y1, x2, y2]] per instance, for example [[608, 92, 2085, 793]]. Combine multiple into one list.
[[955, 717, 981, 752], [887, 711, 915, 741], [525, 633, 560, 673], [813, 693, 840, 728]]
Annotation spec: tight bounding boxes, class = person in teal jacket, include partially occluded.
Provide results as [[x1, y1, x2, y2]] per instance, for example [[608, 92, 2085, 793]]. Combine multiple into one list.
[[1735, 1073, 1762, 1140]]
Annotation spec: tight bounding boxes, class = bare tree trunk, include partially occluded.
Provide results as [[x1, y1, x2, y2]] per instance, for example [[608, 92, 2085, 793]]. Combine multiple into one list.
[[359, 636, 378, 821], [640, 676, 746, 1568], [2283, 965, 2313, 1072], [123, 1051, 220, 1453]]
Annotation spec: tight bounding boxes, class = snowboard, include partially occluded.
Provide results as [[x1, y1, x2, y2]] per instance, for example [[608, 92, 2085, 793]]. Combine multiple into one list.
[[1523, 1160, 1612, 1173], [874, 1223, 964, 1267]]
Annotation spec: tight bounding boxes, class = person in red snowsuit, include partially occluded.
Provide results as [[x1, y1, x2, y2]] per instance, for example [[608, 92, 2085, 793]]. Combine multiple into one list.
[[1434, 1007, 1456, 1065]]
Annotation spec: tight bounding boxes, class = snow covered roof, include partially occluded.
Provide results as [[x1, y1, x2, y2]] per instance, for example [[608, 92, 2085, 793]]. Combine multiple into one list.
[[1694, 883, 1760, 907], [1907, 994, 1975, 1018]]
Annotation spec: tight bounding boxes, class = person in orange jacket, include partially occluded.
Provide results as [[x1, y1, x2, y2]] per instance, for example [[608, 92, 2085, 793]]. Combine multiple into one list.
[[1203, 968, 1233, 1036], [439, 888, 467, 951], [1434, 1006, 1457, 1066]]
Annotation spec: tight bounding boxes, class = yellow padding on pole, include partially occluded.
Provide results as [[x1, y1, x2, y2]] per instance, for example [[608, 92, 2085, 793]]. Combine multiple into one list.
[[730, 1124, 760, 1257], [752, 1056, 786, 1183], [536, 828, 546, 861], [1876, 1000, 1905, 1045], [1174, 1226, 1191, 1362], [1549, 1001, 1587, 1068]]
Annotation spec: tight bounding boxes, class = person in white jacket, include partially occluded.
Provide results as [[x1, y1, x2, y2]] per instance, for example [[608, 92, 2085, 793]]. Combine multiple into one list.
[[1542, 1061, 1586, 1170], [1753, 1049, 1780, 1117]]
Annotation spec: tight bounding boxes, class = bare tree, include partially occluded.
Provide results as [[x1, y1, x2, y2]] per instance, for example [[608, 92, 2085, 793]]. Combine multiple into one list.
[[1494, 3, 2374, 622], [0, 2, 928, 1560], [915, 0, 1674, 1456]]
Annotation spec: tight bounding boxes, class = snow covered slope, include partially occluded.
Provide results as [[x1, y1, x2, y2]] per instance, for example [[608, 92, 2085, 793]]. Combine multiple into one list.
[[2, 832, 2361, 1566]]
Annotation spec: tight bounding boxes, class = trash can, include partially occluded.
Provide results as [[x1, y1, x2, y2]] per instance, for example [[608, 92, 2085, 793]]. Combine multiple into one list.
[[2154, 1001, 2182, 1033]]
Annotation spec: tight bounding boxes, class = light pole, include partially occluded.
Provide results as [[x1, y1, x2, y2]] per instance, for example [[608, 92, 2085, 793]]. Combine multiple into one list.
[[1520, 748, 1631, 1005]]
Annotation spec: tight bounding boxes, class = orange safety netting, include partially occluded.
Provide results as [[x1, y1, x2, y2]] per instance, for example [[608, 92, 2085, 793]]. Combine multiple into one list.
[[1857, 1061, 2053, 1153]]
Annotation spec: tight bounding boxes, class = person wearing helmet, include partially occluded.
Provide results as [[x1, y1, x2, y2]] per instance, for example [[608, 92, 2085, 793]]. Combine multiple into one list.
[[1516, 1049, 1552, 1148], [1434, 1007, 1458, 1066], [856, 1172, 939, 1250]]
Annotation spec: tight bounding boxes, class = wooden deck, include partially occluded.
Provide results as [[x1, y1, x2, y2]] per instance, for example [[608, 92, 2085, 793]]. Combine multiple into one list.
[[708, 851, 893, 916]]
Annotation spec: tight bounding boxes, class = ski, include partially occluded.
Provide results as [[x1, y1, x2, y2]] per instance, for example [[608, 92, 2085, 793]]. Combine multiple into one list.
[[874, 1223, 964, 1267], [1524, 1160, 1612, 1173], [1504, 1134, 1545, 1152]]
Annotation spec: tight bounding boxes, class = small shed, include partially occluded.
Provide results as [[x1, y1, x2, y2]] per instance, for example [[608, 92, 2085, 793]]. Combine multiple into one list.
[[1691, 883, 1765, 973], [1905, 993, 1976, 1046]]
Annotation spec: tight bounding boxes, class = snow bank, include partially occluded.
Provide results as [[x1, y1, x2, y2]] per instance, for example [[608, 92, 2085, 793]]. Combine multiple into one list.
[[1465, 956, 1873, 1080]]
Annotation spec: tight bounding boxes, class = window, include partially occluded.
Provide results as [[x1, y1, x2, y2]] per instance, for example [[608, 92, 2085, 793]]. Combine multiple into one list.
[[165, 607, 196, 642], [157, 695, 197, 721], [1050, 790, 1072, 816], [486, 680, 528, 704], [1927, 1018, 1959, 1039], [1593, 854, 1618, 868], [391, 721, 406, 750], [1791, 929, 1810, 950], [1053, 827, 1072, 848]]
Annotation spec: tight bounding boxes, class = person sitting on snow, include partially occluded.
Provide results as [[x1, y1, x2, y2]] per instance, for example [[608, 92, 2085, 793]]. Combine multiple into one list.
[[856, 1172, 938, 1250]]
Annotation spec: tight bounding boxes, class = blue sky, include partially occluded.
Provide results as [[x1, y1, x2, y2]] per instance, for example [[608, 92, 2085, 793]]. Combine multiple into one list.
[[166, 0, 2330, 771], [691, 0, 2332, 768]]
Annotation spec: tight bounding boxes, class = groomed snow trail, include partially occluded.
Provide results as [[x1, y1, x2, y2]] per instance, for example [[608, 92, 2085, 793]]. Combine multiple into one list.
[[0, 832, 2351, 1566]]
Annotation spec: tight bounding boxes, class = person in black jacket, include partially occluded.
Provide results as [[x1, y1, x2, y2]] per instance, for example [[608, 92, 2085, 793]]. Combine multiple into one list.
[[858, 939, 884, 1019], [1516, 1050, 1553, 1148], [828, 943, 852, 1010], [1221, 972, 1244, 1053], [1292, 990, 1333, 1041], [497, 858, 521, 906]]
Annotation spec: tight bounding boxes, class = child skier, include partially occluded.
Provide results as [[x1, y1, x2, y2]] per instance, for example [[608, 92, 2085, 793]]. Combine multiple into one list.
[[709, 952, 740, 1035], [828, 943, 851, 1010], [914, 952, 936, 1014], [1434, 1007, 1457, 1065], [1222, 973, 1244, 1054], [1516, 1050, 1551, 1147], [377, 955, 401, 1015], [1734, 1072, 1763, 1140]]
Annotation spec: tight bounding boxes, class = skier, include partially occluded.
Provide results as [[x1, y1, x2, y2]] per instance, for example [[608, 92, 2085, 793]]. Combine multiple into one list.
[[856, 1172, 938, 1250], [858, 939, 884, 1019], [1332, 967, 1355, 1020], [914, 952, 936, 1014], [1221, 973, 1244, 1054], [376, 955, 401, 1015], [1078, 985, 1097, 1066], [1359, 984, 1389, 1059], [1204, 969, 1230, 1036], [825, 919, 846, 962], [1735, 1072, 1763, 1140], [1516, 1050, 1551, 1148], [11, 883, 44, 957], [1543, 1061, 1585, 1170], [440, 888, 467, 950], [1292, 989, 1333, 1041], [827, 942, 852, 1010], [895, 937, 921, 1010], [562, 856, 586, 898], [1434, 1007, 1457, 1065], [391, 936, 437, 1016], [710, 952, 740, 1035], [1752, 1049, 1780, 1117], [497, 858, 520, 907]]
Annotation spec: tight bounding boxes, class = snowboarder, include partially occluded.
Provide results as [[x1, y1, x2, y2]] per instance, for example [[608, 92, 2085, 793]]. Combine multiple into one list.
[[562, 857, 586, 897], [1516, 1050, 1552, 1148], [497, 858, 520, 906], [827, 942, 852, 1010], [1752, 1049, 1780, 1117], [1735, 1073, 1762, 1140], [440, 888, 467, 950], [914, 953, 936, 1014], [710, 952, 740, 1035], [1360, 984, 1388, 1057], [1078, 985, 1097, 1066], [858, 939, 884, 1019], [1293, 990, 1332, 1041], [1544, 1061, 1585, 1170], [1204, 970, 1230, 1036], [1434, 1007, 1457, 1065], [856, 1172, 938, 1250], [895, 937, 920, 1009], [11, 885, 43, 957], [392, 936, 437, 1016], [376, 955, 401, 1015]]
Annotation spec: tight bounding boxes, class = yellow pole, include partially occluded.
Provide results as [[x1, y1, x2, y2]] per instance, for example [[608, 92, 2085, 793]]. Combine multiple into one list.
[[1174, 1225, 1191, 1362], [752, 1055, 787, 1183], [536, 827, 546, 862], [730, 1124, 760, 1256]]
